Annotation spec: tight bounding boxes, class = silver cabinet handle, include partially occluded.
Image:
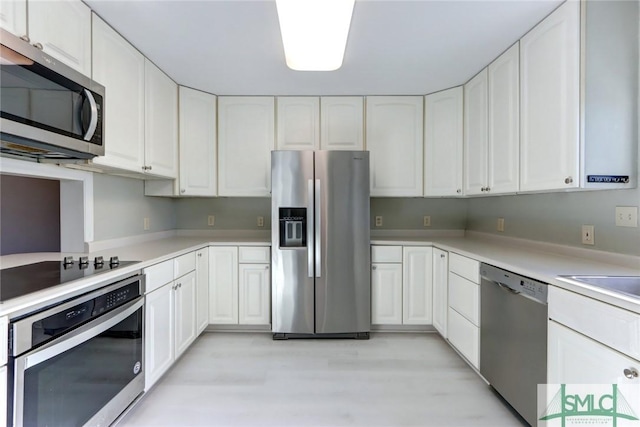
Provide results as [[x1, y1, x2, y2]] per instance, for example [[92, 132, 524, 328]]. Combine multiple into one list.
[[265, 265, 269, 270], [456, 189, 461, 194], [486, 187, 490, 192], [181, 189, 186, 194], [565, 177, 573, 184], [440, 254, 445, 258], [20, 35, 30, 43], [624, 368, 639, 379], [32, 42, 43, 50], [147, 166, 153, 171], [372, 266, 377, 270], [198, 253, 202, 258]]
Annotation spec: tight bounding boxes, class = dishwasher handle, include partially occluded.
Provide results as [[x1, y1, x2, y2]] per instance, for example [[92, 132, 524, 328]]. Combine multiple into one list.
[[497, 281, 521, 295]]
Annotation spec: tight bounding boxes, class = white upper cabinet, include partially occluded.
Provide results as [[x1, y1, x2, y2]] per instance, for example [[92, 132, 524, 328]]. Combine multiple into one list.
[[366, 96, 424, 197], [92, 14, 145, 173], [320, 97, 364, 150], [276, 97, 319, 150], [424, 87, 463, 197], [0, 0, 26, 38], [144, 59, 178, 179], [179, 87, 217, 196], [488, 43, 520, 195], [463, 69, 488, 196], [520, 1, 580, 192], [27, 0, 92, 76], [1, 0, 91, 76], [218, 97, 275, 197]]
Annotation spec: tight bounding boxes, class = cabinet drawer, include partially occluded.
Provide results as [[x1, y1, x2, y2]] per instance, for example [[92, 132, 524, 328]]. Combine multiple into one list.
[[448, 307, 479, 369], [448, 273, 479, 326], [0, 316, 7, 366], [449, 253, 479, 283], [144, 260, 174, 293], [175, 252, 196, 278], [239, 246, 270, 264], [549, 286, 640, 360], [371, 246, 403, 263]]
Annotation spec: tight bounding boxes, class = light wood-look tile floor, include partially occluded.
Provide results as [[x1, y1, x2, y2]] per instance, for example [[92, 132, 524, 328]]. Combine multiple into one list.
[[118, 332, 527, 427]]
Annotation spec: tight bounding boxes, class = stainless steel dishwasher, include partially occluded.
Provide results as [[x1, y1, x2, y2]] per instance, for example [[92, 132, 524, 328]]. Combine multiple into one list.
[[480, 263, 548, 427]]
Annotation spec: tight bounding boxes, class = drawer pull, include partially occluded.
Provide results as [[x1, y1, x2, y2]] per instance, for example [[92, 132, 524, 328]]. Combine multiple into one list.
[[624, 368, 638, 379]]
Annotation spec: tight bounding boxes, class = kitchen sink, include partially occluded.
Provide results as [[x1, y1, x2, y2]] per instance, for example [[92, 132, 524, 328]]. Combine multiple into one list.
[[560, 276, 640, 299]]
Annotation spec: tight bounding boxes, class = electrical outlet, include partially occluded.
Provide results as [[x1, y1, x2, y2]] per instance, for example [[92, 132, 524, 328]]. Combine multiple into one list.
[[208, 215, 215, 226], [257, 216, 264, 227], [375, 216, 383, 227], [615, 206, 638, 228], [581, 225, 595, 245], [423, 216, 431, 227], [497, 218, 505, 232], [143, 217, 150, 231]]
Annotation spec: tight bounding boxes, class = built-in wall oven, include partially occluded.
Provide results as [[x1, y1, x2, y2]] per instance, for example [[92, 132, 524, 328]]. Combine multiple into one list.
[[8, 272, 145, 427]]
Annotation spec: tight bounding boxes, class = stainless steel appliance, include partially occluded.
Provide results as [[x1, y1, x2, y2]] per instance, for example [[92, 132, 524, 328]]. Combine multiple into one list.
[[480, 263, 548, 426], [0, 29, 105, 160], [8, 271, 145, 427], [271, 150, 370, 339]]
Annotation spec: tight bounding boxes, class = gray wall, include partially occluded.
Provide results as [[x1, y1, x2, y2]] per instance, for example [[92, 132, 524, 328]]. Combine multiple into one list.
[[466, 187, 640, 256], [0, 175, 60, 255], [370, 198, 468, 230], [176, 198, 272, 230], [93, 174, 176, 241]]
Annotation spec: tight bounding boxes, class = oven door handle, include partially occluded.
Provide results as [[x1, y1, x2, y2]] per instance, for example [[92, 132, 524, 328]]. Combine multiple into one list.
[[22, 297, 143, 369]]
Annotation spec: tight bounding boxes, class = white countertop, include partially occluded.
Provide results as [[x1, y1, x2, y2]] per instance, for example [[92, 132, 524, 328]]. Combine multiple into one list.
[[1, 232, 638, 318]]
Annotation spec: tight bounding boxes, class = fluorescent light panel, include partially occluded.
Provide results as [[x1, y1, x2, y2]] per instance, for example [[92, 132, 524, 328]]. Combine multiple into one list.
[[276, 0, 355, 71]]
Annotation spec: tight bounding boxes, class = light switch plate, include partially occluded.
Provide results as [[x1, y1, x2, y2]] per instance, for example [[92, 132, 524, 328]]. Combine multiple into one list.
[[615, 206, 638, 227]]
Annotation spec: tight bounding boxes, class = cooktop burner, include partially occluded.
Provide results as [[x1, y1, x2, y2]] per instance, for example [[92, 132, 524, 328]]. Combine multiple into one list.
[[0, 257, 139, 302]]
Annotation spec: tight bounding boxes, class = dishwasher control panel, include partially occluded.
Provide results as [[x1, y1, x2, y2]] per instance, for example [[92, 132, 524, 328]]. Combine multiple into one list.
[[480, 263, 548, 304]]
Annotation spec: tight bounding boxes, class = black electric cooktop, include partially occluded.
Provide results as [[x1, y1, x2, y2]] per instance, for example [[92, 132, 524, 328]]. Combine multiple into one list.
[[0, 258, 139, 303]]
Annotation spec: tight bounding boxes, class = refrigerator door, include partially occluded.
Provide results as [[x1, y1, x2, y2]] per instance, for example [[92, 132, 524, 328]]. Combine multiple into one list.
[[271, 151, 315, 334], [314, 151, 371, 334]]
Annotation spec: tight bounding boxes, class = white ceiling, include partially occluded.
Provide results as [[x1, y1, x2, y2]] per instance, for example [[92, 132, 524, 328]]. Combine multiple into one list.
[[85, 0, 563, 96]]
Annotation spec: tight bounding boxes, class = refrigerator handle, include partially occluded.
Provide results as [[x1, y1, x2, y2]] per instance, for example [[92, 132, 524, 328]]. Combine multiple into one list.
[[307, 179, 314, 278], [315, 179, 321, 278]]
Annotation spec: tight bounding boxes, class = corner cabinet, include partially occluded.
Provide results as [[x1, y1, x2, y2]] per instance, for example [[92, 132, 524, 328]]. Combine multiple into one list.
[[519, 1, 580, 192], [366, 97, 424, 197], [463, 69, 489, 196], [218, 97, 274, 197], [424, 87, 464, 197], [209, 246, 271, 326], [320, 97, 364, 150]]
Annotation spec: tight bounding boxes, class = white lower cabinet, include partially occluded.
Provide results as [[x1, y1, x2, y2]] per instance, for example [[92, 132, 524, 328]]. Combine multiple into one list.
[[143, 251, 199, 391], [371, 245, 433, 326], [432, 248, 448, 337], [448, 307, 479, 369], [209, 246, 271, 326], [0, 365, 6, 427], [196, 248, 209, 334], [371, 262, 403, 325]]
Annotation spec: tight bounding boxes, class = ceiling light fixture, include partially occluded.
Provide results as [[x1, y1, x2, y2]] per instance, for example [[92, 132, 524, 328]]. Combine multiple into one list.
[[276, 0, 355, 71]]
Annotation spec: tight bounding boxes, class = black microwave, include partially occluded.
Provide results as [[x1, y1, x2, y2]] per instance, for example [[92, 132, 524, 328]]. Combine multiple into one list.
[[0, 29, 105, 160]]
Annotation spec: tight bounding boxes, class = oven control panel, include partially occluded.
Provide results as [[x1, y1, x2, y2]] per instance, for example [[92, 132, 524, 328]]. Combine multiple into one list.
[[93, 282, 140, 316]]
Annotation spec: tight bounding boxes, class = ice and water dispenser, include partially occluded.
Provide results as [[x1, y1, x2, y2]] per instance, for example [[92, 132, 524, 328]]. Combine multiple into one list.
[[279, 208, 307, 248]]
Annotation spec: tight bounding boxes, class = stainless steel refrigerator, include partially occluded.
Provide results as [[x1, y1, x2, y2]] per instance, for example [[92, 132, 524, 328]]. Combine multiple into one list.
[[271, 150, 370, 339]]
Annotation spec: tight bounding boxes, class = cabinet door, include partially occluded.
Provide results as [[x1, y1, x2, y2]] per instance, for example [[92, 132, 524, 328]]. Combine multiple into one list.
[[218, 97, 274, 196], [463, 69, 488, 196], [520, 1, 579, 192], [448, 307, 479, 369], [175, 271, 197, 358], [548, 321, 640, 390], [145, 283, 175, 391], [0, 0, 26, 38], [424, 88, 463, 196], [402, 247, 433, 325], [276, 97, 319, 150], [196, 248, 209, 334], [238, 264, 271, 325], [144, 60, 178, 178], [91, 14, 145, 173], [366, 96, 424, 197], [432, 248, 448, 337], [0, 365, 6, 427], [209, 247, 239, 324], [371, 263, 403, 325], [488, 42, 520, 194], [179, 87, 217, 196], [28, 0, 91, 76], [320, 97, 364, 150]]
